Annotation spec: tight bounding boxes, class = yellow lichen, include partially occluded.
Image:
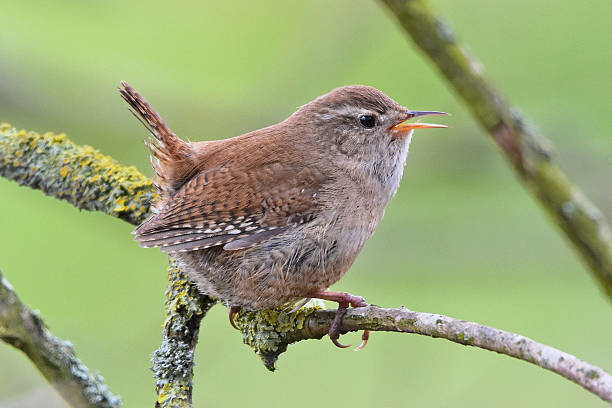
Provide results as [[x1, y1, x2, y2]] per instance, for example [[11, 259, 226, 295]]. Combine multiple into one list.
[[1, 124, 156, 226], [234, 306, 320, 371]]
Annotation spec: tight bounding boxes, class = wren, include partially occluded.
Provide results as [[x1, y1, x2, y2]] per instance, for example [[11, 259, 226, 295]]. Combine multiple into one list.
[[119, 82, 447, 349]]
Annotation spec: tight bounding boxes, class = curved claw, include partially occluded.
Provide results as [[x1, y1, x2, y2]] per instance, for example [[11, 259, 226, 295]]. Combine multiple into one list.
[[228, 306, 241, 330], [308, 290, 372, 350], [331, 336, 352, 349], [354, 330, 370, 351]]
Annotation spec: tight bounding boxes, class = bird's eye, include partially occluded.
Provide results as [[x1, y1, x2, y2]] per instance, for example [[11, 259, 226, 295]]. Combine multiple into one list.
[[358, 114, 376, 128]]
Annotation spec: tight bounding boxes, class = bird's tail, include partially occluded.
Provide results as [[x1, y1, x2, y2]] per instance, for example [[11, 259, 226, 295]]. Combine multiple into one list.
[[119, 81, 193, 196]]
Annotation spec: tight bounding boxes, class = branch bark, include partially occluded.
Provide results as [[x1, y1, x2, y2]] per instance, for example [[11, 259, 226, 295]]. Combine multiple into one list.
[[379, 0, 612, 300], [234, 306, 612, 403], [2, 39, 611, 403], [0, 269, 121, 408], [0, 123, 155, 225], [152, 262, 216, 408], [0, 123, 213, 407]]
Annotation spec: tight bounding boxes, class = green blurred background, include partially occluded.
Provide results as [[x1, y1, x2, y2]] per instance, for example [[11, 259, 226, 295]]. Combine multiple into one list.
[[1, 0, 611, 407]]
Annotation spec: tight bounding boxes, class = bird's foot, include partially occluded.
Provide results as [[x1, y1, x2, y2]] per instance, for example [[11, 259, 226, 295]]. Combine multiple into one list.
[[309, 290, 370, 350], [229, 305, 241, 330]]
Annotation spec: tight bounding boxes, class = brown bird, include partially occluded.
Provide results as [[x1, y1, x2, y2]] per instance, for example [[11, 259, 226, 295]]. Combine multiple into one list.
[[119, 82, 447, 349]]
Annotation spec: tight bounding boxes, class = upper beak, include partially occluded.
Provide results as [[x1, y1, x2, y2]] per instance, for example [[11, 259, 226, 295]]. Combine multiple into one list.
[[390, 110, 449, 139]]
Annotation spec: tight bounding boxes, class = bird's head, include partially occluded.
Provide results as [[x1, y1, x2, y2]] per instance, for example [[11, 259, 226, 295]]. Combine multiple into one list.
[[290, 85, 448, 192]]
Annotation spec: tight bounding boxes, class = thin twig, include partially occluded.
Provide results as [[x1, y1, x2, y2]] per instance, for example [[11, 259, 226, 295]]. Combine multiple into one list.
[[0, 269, 121, 408], [235, 306, 612, 403], [379, 0, 612, 300]]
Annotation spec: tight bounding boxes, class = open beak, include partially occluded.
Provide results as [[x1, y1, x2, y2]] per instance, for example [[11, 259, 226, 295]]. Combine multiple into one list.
[[390, 110, 449, 139]]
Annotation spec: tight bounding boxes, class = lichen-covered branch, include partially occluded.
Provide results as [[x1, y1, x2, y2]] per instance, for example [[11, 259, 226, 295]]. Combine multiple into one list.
[[0, 123, 155, 225], [379, 0, 612, 300], [152, 262, 216, 408], [2, 104, 611, 404], [235, 306, 612, 403], [0, 269, 121, 408], [0, 123, 212, 407]]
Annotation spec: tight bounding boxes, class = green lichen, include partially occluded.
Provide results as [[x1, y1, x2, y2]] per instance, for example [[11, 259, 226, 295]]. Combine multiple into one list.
[[0, 123, 156, 226], [396, 317, 418, 332], [156, 383, 191, 408], [234, 306, 319, 371], [586, 370, 601, 380], [382, 0, 612, 303], [163, 263, 212, 328], [452, 332, 475, 345], [152, 262, 216, 408], [0, 269, 121, 408], [531, 159, 612, 299]]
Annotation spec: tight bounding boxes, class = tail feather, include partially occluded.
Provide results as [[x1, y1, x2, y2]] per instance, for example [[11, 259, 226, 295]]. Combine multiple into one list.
[[119, 81, 193, 195]]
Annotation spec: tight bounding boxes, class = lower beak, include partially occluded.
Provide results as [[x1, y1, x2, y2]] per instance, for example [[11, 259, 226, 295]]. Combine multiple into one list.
[[390, 110, 449, 139]]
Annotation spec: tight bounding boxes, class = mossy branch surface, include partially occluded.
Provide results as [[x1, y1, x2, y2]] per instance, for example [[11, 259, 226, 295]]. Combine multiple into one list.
[[236, 305, 612, 403], [0, 269, 121, 408], [379, 0, 612, 300], [152, 262, 216, 408], [0, 123, 155, 225], [0, 123, 216, 407], [1, 106, 611, 404]]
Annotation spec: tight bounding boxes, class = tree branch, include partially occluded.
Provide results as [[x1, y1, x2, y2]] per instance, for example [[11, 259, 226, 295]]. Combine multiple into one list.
[[0, 123, 155, 225], [379, 0, 612, 301], [0, 123, 214, 406], [235, 306, 612, 403], [0, 70, 612, 407], [152, 262, 216, 408], [0, 269, 121, 408]]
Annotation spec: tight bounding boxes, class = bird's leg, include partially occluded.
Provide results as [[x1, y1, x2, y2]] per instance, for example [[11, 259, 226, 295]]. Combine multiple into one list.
[[309, 290, 370, 350], [228, 305, 241, 330]]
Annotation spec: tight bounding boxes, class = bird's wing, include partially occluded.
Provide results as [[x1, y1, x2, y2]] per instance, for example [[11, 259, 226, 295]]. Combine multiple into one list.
[[134, 163, 328, 253]]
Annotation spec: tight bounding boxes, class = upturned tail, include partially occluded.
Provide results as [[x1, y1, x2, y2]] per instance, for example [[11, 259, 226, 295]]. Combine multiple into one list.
[[119, 81, 194, 196]]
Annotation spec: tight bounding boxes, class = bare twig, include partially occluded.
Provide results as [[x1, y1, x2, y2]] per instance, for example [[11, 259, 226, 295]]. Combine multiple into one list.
[[235, 306, 612, 403], [379, 0, 612, 300], [0, 269, 121, 408]]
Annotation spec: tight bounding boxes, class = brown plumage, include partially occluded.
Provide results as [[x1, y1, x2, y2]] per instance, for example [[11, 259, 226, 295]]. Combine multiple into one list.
[[120, 81, 447, 348]]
